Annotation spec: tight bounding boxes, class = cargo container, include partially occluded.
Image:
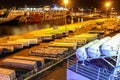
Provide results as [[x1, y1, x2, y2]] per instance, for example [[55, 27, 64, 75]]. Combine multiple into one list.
[[74, 33, 98, 42], [37, 47, 68, 53], [16, 39, 30, 46], [30, 47, 68, 58], [2, 58, 37, 70], [34, 34, 55, 41], [8, 40, 29, 47], [87, 37, 111, 58], [18, 38, 38, 45], [56, 37, 86, 43], [46, 31, 63, 39], [80, 33, 98, 38], [0, 45, 14, 52], [0, 42, 23, 49], [76, 40, 99, 61], [30, 51, 62, 58], [0, 68, 16, 80], [33, 35, 42, 42], [62, 37, 86, 46], [49, 42, 77, 50], [12, 56, 44, 67]]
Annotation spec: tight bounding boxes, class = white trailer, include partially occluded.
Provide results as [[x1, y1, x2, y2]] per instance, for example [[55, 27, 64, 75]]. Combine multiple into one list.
[[0, 68, 16, 80], [0, 42, 23, 49], [30, 47, 68, 58], [74, 33, 98, 42], [2, 58, 37, 70], [62, 37, 87, 46], [19, 38, 38, 45], [49, 42, 77, 50], [16, 39, 30, 46], [8, 40, 29, 47], [0, 45, 14, 52], [12, 56, 44, 67], [34, 34, 54, 41], [87, 37, 111, 58]]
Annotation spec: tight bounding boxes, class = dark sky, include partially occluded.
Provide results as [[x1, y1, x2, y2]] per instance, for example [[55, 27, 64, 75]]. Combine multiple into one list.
[[0, 0, 120, 9]]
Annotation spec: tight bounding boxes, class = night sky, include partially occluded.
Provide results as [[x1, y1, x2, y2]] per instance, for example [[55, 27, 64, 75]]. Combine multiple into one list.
[[0, 0, 120, 9]]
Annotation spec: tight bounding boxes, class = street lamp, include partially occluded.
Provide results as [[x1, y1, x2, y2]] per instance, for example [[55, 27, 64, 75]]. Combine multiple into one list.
[[64, 0, 68, 30], [64, 0, 68, 8], [105, 1, 111, 17]]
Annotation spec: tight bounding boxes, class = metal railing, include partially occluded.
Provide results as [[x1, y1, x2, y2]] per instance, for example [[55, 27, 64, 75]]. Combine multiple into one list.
[[108, 66, 120, 80], [67, 57, 112, 80]]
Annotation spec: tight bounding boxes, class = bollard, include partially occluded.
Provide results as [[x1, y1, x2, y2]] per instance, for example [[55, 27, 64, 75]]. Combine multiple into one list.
[[71, 17, 74, 24], [78, 17, 80, 22], [81, 18, 83, 22]]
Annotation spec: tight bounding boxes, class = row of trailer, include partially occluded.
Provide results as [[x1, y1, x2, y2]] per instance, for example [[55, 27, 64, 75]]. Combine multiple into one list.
[[0, 31, 104, 80], [0, 38, 39, 55], [76, 33, 120, 61], [0, 34, 108, 80], [89, 19, 120, 37], [30, 47, 69, 59], [0, 56, 45, 80], [49, 33, 98, 48], [0, 28, 74, 55], [0, 20, 97, 56], [0, 27, 75, 56], [29, 32, 98, 68], [0, 25, 79, 80], [0, 28, 76, 80]]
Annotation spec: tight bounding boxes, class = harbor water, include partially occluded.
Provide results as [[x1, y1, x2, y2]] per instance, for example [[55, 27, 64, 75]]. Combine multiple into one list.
[[0, 18, 65, 37], [0, 16, 92, 38]]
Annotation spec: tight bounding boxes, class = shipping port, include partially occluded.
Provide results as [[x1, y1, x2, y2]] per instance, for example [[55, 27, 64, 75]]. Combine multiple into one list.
[[0, 17, 119, 80], [0, 0, 120, 80]]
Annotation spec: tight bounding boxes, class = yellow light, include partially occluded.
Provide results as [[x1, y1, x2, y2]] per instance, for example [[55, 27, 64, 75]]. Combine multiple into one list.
[[105, 2, 111, 8], [64, 0, 68, 4]]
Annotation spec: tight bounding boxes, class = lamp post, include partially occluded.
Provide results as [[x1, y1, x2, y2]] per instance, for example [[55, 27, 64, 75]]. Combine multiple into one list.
[[64, 0, 68, 30], [105, 1, 111, 17]]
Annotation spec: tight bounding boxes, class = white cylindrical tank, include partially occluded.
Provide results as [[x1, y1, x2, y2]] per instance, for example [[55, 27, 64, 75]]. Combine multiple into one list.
[[101, 34, 120, 56], [87, 37, 111, 58], [110, 34, 120, 46], [76, 40, 99, 61], [101, 42, 118, 56]]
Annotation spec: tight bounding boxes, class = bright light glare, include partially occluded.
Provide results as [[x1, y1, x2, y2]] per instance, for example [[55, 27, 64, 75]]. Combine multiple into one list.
[[106, 2, 111, 7], [64, 0, 68, 4]]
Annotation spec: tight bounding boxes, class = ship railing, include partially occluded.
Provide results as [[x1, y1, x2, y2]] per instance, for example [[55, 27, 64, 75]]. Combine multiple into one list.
[[108, 66, 120, 80], [67, 57, 112, 80]]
